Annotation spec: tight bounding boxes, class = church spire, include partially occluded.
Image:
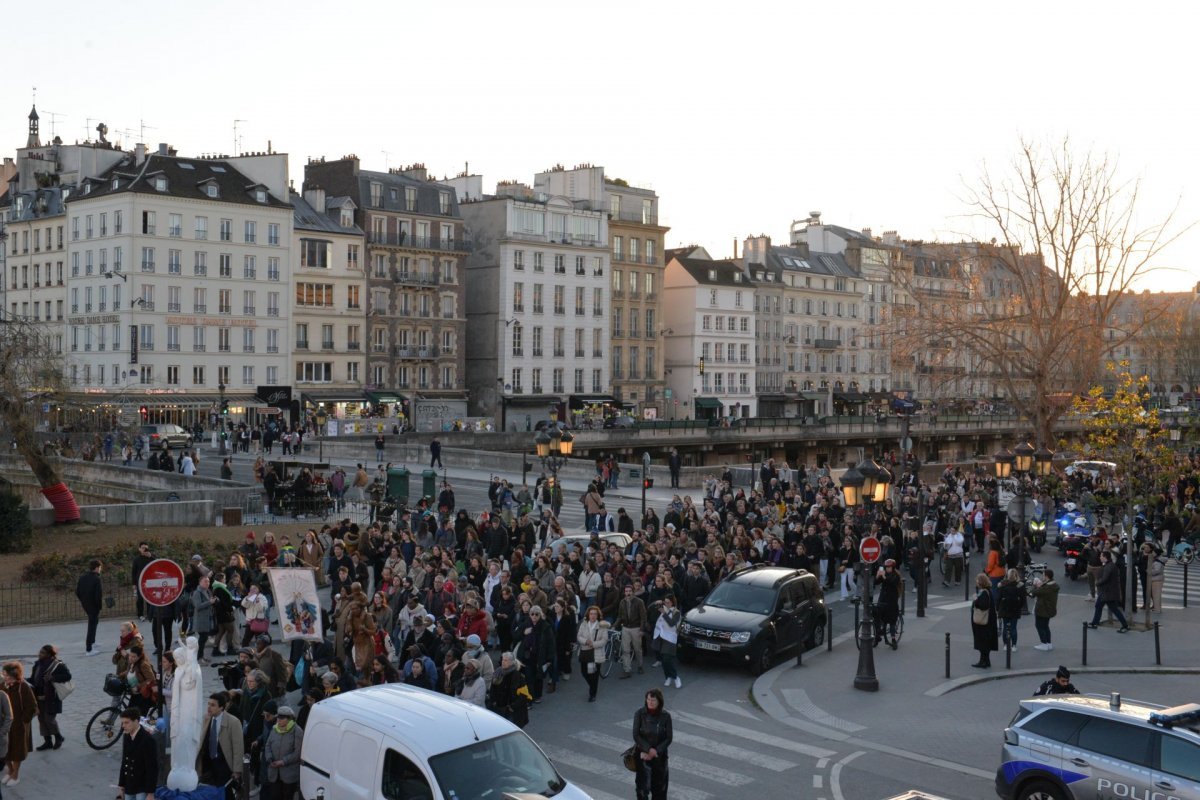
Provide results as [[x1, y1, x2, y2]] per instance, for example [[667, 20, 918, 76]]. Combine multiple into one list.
[[27, 105, 40, 148]]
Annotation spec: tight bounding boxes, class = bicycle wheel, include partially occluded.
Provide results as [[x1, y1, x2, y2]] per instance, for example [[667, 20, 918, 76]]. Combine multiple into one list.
[[86, 704, 123, 750], [938, 552, 947, 576], [892, 614, 905, 648], [601, 638, 616, 678]]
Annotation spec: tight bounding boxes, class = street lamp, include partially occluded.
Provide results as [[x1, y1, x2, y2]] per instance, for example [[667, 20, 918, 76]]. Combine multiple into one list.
[[534, 420, 574, 494], [840, 464, 878, 692], [994, 442, 1053, 565]]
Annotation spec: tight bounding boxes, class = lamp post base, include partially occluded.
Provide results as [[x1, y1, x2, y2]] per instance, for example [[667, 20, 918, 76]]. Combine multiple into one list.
[[854, 608, 879, 692]]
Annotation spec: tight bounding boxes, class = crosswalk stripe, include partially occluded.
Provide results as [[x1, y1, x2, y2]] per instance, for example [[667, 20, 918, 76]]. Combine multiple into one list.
[[933, 600, 974, 610], [704, 699, 761, 721], [571, 730, 754, 787], [671, 709, 838, 759], [542, 745, 716, 800], [668, 730, 796, 771]]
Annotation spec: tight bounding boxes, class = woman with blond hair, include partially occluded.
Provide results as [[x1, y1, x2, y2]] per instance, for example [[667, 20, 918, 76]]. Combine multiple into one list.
[[971, 573, 998, 668]]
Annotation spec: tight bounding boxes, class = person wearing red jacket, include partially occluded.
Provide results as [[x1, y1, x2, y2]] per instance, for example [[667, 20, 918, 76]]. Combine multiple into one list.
[[455, 598, 489, 644]]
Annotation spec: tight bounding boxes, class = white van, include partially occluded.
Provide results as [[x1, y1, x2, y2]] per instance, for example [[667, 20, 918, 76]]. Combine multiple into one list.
[[299, 684, 593, 800]]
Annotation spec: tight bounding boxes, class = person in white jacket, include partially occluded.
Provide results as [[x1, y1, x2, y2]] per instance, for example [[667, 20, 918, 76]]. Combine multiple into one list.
[[576, 606, 608, 703], [240, 585, 270, 647], [457, 659, 486, 706], [653, 595, 682, 689]]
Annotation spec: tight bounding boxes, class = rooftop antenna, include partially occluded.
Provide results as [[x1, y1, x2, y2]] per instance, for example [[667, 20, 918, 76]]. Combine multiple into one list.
[[233, 119, 248, 156], [40, 110, 65, 139], [381, 150, 392, 170], [138, 118, 156, 141]]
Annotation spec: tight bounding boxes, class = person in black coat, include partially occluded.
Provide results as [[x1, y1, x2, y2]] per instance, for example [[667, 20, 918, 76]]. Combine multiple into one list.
[[117, 708, 158, 798], [971, 572, 998, 667], [75, 559, 104, 655], [30, 645, 70, 750], [520, 606, 555, 701], [633, 688, 673, 800]]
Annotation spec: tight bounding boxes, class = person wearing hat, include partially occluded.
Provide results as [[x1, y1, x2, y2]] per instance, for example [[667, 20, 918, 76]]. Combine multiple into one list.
[[253, 635, 290, 698], [1034, 666, 1080, 696], [250, 698, 278, 790], [874, 559, 902, 649], [463, 634, 494, 682], [264, 703, 304, 799]]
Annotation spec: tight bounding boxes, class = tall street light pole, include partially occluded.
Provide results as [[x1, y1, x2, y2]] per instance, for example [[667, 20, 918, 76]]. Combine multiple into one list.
[[535, 419, 574, 502], [841, 463, 879, 692]]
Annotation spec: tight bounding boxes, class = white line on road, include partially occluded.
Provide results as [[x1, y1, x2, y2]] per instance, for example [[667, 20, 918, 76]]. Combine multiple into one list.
[[830, 750, 865, 800], [813, 774, 824, 788], [571, 730, 754, 786], [703, 699, 762, 721], [817, 758, 829, 769], [670, 730, 797, 771], [670, 709, 838, 759], [782, 688, 867, 732], [933, 600, 975, 610], [543, 745, 716, 800]]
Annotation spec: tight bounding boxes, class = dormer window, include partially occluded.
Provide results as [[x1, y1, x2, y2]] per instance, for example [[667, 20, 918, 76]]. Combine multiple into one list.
[[154, 176, 167, 192], [340, 211, 352, 228], [206, 184, 218, 198], [707, 269, 717, 281], [112, 178, 119, 191], [255, 189, 267, 203], [83, 183, 92, 195]]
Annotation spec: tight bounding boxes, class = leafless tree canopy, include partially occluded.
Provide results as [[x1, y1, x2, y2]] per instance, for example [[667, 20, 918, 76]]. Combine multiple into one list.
[[890, 139, 1189, 445], [0, 315, 68, 486]]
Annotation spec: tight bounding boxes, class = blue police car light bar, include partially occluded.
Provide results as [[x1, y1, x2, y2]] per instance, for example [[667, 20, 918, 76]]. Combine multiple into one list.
[[1149, 703, 1200, 728]]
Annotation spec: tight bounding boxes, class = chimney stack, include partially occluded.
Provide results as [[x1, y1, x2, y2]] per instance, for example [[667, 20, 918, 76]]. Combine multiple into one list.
[[134, 143, 147, 165]]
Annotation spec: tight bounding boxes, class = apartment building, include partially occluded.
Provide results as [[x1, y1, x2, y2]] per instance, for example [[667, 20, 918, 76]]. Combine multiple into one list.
[[304, 157, 468, 426], [290, 185, 367, 419], [533, 166, 669, 418], [444, 173, 611, 427], [663, 254, 757, 420], [63, 146, 294, 418]]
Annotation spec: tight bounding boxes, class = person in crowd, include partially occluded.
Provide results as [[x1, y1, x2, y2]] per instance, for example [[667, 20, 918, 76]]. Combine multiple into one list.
[[1, 661, 37, 788], [29, 645, 69, 752], [487, 652, 530, 727], [116, 707, 158, 800], [1086, 550, 1130, 633], [198, 691, 244, 800], [997, 567, 1027, 650], [1029, 567, 1060, 651], [617, 584, 646, 678], [970, 573, 998, 668], [652, 595, 681, 689], [75, 559, 104, 656], [1034, 665, 1080, 696], [264, 705, 304, 800], [576, 605, 607, 702], [119, 645, 157, 717], [632, 688, 673, 800]]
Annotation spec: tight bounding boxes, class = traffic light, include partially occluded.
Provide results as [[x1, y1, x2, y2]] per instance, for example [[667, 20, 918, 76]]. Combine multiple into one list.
[[221, 399, 230, 416], [139, 405, 148, 422], [643, 478, 654, 489], [698, 357, 705, 375]]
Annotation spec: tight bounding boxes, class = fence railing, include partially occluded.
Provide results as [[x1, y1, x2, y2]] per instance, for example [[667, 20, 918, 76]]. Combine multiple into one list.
[[0, 581, 138, 627]]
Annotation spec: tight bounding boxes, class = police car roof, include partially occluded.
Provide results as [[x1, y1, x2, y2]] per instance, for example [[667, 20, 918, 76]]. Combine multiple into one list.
[[1023, 695, 1200, 737]]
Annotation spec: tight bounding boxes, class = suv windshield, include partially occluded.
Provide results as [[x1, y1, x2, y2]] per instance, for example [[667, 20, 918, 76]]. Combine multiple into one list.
[[701, 582, 775, 615], [428, 732, 567, 799]]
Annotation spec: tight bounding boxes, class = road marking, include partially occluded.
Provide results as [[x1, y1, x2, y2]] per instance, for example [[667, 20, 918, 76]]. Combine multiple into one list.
[[568, 784, 628, 800], [817, 758, 829, 769], [830, 750, 865, 800], [932, 600, 974, 610], [813, 774, 824, 788], [782, 689, 867, 732], [670, 730, 796, 771], [704, 700, 761, 720], [543, 745, 716, 800], [671, 709, 838, 758], [571, 730, 754, 786]]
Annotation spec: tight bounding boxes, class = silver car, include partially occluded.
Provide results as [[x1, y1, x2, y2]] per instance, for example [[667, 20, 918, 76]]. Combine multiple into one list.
[[996, 694, 1200, 800]]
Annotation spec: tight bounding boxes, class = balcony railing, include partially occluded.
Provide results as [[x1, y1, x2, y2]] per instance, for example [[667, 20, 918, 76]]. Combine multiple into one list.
[[193, 304, 207, 313], [296, 340, 310, 350], [168, 303, 181, 312], [369, 233, 469, 252], [813, 338, 842, 349], [194, 265, 207, 276], [141, 262, 155, 272], [168, 343, 180, 352], [347, 342, 361, 351], [243, 306, 256, 315], [614, 209, 658, 225], [392, 270, 440, 286]]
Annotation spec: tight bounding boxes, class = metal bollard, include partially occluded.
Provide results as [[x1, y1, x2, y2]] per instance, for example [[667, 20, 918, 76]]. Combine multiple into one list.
[[1082, 621, 1088, 666], [827, 608, 834, 653], [945, 632, 951, 679], [242, 752, 252, 800], [1154, 621, 1161, 666], [964, 576, 970, 602]]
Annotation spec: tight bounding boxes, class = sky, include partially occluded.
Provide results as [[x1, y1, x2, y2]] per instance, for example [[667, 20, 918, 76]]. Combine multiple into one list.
[[6, 0, 1198, 292]]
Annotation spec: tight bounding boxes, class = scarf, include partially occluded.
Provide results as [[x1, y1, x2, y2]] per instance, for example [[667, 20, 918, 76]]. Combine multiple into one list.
[[119, 630, 139, 650], [274, 719, 295, 734]]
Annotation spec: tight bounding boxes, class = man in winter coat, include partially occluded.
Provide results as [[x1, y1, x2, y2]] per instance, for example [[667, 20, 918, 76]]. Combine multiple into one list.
[[76, 559, 104, 656], [117, 708, 158, 799], [264, 705, 304, 798], [254, 635, 291, 698], [1029, 568, 1060, 651]]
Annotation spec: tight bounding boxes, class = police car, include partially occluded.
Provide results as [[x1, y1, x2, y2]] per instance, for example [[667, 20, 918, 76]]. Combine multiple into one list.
[[996, 694, 1200, 800]]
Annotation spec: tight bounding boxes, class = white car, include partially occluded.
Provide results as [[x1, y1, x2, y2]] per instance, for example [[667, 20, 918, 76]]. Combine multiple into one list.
[[1064, 460, 1117, 478]]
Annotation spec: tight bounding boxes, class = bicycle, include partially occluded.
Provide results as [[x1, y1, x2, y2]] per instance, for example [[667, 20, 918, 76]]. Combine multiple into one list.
[[600, 628, 622, 678], [86, 677, 159, 750]]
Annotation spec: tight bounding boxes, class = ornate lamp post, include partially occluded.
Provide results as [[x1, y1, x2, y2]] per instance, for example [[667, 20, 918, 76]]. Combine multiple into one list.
[[841, 464, 878, 691], [534, 421, 574, 491], [995, 443, 1053, 566]]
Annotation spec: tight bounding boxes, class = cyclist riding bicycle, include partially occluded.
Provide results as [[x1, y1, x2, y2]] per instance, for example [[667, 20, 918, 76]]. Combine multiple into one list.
[[874, 559, 902, 649]]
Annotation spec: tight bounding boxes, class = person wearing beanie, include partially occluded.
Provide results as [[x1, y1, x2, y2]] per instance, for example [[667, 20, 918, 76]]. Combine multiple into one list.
[[463, 634, 494, 682], [1035, 665, 1080, 696], [457, 658, 485, 706], [265, 703, 304, 798]]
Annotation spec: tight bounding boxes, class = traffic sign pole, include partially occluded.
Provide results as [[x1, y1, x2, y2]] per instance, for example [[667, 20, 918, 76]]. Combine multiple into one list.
[[138, 558, 184, 718], [855, 537, 880, 692]]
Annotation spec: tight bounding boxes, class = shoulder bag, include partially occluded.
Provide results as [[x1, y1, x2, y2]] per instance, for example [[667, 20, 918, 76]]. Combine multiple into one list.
[[971, 593, 989, 626], [622, 746, 639, 772], [50, 659, 75, 701]]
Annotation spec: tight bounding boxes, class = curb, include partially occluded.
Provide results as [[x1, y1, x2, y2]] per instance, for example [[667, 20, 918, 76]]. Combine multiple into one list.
[[924, 666, 1200, 697]]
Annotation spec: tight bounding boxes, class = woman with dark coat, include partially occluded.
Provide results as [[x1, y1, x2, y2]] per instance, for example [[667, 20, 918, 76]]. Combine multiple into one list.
[[29, 645, 70, 751], [971, 572, 999, 668], [519, 606, 555, 702], [487, 651, 530, 727], [549, 601, 576, 692], [2, 661, 38, 787], [632, 688, 673, 800]]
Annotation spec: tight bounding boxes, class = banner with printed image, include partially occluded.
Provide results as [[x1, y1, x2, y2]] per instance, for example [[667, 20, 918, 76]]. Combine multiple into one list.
[[267, 567, 324, 642]]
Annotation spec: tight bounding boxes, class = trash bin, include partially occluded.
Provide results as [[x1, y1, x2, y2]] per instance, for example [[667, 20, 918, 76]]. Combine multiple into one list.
[[387, 467, 410, 504], [421, 469, 438, 501]]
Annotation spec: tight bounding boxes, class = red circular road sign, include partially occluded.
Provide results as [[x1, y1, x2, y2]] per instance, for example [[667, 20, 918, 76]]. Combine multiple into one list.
[[859, 536, 882, 564], [138, 558, 185, 607]]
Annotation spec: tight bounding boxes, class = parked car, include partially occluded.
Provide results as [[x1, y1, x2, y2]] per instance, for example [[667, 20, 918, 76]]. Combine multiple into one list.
[[547, 532, 632, 560], [139, 423, 193, 449], [996, 694, 1200, 800], [602, 415, 637, 429], [678, 564, 826, 675], [533, 420, 572, 432]]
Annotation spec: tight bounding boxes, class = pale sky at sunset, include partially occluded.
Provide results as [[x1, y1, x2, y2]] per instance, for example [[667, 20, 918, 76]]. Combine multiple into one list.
[[6, 0, 1197, 292]]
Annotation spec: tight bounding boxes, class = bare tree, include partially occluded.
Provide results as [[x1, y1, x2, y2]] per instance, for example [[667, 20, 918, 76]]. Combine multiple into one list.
[[0, 314, 81, 522], [890, 139, 1188, 445]]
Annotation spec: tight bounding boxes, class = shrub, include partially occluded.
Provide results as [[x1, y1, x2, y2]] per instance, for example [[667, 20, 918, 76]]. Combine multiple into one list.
[[0, 490, 33, 554], [22, 536, 237, 586]]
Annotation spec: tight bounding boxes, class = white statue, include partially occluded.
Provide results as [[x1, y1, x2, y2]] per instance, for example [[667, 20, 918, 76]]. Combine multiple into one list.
[[167, 636, 205, 790]]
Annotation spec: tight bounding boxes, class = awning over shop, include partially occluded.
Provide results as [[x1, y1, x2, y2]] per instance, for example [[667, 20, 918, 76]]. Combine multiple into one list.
[[568, 394, 620, 409], [366, 391, 405, 405], [301, 390, 370, 406], [800, 392, 827, 401], [63, 392, 240, 408], [693, 397, 724, 410], [835, 392, 869, 403]]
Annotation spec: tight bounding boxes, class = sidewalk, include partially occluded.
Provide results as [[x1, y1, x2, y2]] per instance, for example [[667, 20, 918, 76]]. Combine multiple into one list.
[[752, 596, 1200, 782]]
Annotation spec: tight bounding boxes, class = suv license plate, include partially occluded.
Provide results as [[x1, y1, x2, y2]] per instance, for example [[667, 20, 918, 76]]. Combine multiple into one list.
[[694, 641, 721, 652]]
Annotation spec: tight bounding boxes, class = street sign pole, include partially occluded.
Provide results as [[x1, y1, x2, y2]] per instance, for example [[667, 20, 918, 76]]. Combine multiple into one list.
[[855, 537, 882, 691], [138, 558, 184, 716]]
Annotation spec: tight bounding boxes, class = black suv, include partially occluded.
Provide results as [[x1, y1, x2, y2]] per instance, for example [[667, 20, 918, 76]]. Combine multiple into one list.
[[677, 565, 826, 675]]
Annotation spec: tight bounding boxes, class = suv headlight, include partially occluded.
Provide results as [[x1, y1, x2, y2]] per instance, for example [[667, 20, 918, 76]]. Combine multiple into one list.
[[679, 622, 694, 635], [729, 631, 752, 644]]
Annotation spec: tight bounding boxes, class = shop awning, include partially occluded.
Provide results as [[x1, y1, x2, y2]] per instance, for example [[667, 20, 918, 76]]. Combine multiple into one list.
[[301, 390, 370, 405], [800, 392, 827, 401], [835, 392, 869, 403], [693, 397, 724, 410], [366, 391, 405, 405], [569, 394, 620, 409]]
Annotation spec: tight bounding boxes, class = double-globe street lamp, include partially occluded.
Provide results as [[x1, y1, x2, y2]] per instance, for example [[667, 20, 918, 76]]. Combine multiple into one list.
[[534, 420, 575, 494], [993, 442, 1054, 569], [841, 459, 892, 692]]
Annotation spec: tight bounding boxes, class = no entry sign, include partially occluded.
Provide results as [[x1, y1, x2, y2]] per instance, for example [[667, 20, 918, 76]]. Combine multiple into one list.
[[859, 536, 882, 564], [138, 558, 185, 607]]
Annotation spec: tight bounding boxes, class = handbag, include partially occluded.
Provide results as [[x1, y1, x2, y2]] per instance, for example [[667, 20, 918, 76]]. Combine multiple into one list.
[[579, 646, 594, 665], [50, 660, 75, 701], [622, 746, 639, 772], [972, 597, 989, 626], [249, 616, 269, 634]]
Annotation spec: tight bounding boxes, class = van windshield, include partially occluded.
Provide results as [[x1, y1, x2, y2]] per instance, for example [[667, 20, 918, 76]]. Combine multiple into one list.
[[428, 731, 567, 798]]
